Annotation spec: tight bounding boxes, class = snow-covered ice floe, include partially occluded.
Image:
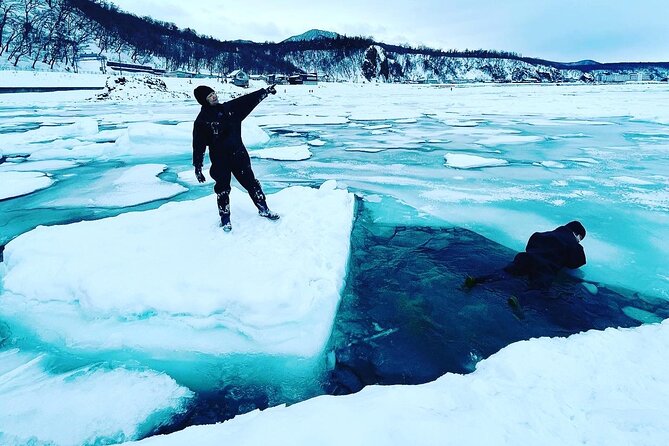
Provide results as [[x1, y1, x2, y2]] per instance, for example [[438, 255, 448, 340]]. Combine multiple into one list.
[[444, 153, 509, 169], [0, 349, 192, 446], [0, 182, 354, 358], [48, 164, 186, 207], [0, 171, 54, 200], [125, 320, 669, 446]]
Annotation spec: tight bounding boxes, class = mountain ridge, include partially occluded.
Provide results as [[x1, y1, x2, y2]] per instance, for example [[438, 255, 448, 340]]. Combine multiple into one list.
[[2, 0, 668, 83]]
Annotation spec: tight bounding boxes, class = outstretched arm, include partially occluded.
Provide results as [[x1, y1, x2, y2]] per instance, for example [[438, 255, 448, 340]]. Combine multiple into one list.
[[226, 86, 275, 121]]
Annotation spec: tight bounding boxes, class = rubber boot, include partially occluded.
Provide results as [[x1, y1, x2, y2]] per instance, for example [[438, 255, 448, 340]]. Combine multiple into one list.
[[217, 190, 232, 232], [250, 180, 280, 220]]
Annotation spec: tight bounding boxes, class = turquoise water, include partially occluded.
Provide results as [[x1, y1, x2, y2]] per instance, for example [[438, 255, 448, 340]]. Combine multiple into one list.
[[1, 86, 669, 440]]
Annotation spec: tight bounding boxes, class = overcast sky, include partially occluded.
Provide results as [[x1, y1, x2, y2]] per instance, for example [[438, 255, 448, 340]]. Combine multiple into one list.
[[109, 0, 668, 63]]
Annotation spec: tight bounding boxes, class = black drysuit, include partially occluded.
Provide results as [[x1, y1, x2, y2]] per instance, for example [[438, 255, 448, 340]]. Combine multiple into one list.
[[504, 224, 586, 289], [192, 88, 270, 219]]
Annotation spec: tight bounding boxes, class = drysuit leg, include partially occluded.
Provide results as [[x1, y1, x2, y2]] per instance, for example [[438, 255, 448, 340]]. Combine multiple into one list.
[[230, 149, 270, 211], [210, 166, 232, 224]]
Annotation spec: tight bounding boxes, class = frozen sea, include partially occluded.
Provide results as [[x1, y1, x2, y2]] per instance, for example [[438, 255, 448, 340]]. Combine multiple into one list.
[[1, 77, 669, 444]]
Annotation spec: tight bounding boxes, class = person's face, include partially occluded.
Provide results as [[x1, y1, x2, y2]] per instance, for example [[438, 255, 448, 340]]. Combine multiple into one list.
[[573, 232, 582, 243], [206, 91, 219, 105]]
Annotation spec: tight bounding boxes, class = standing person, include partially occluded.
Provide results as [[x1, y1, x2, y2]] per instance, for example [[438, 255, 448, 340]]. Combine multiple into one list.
[[192, 84, 279, 232]]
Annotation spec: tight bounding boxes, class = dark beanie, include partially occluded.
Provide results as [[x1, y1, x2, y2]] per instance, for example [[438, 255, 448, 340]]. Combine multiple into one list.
[[194, 85, 214, 106], [566, 220, 586, 239]]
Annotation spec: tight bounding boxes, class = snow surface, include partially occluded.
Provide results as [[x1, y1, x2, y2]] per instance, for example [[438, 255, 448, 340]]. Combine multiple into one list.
[[126, 320, 669, 446], [1, 182, 354, 357], [0, 171, 54, 200], [0, 349, 192, 446]]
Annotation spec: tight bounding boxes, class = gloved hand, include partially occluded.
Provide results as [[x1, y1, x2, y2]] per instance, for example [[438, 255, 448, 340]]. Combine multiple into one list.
[[195, 166, 206, 183], [266, 84, 277, 95]]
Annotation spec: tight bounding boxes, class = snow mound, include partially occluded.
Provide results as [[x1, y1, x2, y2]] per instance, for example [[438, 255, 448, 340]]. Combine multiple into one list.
[[0, 182, 355, 358], [125, 320, 669, 446], [95, 76, 190, 102]]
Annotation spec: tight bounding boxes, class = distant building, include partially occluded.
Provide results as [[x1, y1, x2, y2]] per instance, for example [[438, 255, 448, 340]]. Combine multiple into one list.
[[228, 69, 250, 87], [267, 74, 288, 85], [302, 72, 318, 85], [595, 72, 648, 83], [106, 61, 165, 76]]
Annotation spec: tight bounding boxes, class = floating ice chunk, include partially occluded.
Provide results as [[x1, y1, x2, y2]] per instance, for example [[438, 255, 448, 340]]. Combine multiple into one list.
[[253, 114, 348, 126], [0, 184, 355, 358], [363, 124, 392, 130], [28, 141, 117, 161], [76, 128, 127, 143], [444, 153, 509, 169], [0, 171, 53, 200], [283, 132, 302, 137], [423, 186, 546, 203], [242, 118, 271, 147], [371, 130, 386, 135], [250, 144, 312, 161], [344, 148, 386, 153], [525, 118, 614, 126], [0, 118, 98, 146], [624, 190, 669, 210], [0, 349, 192, 446], [349, 111, 419, 121], [395, 118, 417, 124], [538, 160, 566, 169], [475, 135, 544, 145], [0, 160, 77, 172], [444, 127, 520, 136], [567, 157, 600, 164], [307, 139, 326, 146], [48, 164, 186, 207], [113, 123, 191, 157], [177, 164, 213, 185], [124, 321, 669, 446], [612, 176, 654, 185]]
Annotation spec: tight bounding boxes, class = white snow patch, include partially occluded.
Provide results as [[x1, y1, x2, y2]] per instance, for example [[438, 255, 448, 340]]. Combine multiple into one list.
[[612, 176, 654, 185], [307, 139, 326, 146], [363, 124, 392, 130], [249, 145, 312, 161], [444, 153, 509, 169], [475, 135, 544, 145], [0, 171, 54, 200], [538, 160, 566, 169]]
